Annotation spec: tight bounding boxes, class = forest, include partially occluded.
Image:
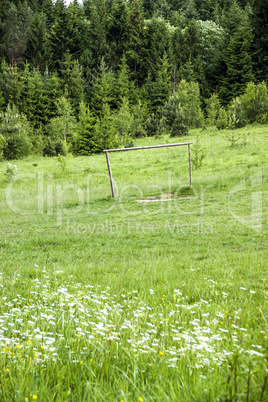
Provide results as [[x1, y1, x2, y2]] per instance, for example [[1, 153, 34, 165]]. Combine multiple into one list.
[[0, 0, 267, 159]]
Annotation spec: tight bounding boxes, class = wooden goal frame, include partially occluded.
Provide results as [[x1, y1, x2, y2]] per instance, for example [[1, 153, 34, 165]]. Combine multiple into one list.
[[103, 142, 193, 198]]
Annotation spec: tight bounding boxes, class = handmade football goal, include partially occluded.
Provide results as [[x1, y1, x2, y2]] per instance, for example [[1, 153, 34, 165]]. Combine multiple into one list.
[[103, 142, 193, 198]]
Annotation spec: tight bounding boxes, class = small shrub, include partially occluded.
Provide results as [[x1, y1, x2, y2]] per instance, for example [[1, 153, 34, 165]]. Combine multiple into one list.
[[192, 135, 206, 169], [43, 138, 66, 157], [225, 130, 242, 147], [176, 185, 195, 197], [216, 107, 228, 129], [4, 163, 18, 182], [228, 97, 246, 128], [57, 155, 67, 172], [0, 134, 6, 161]]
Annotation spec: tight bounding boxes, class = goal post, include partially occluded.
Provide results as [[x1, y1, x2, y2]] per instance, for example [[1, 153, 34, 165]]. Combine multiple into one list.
[[103, 142, 193, 198]]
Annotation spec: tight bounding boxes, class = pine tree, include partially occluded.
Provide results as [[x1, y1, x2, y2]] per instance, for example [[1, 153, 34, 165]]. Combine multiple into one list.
[[54, 95, 77, 152], [0, 103, 32, 159], [25, 12, 49, 72], [253, 0, 268, 81], [219, 13, 255, 104], [205, 93, 221, 126], [1, 64, 22, 106], [107, 0, 128, 68], [85, 0, 110, 71], [49, 0, 84, 71], [146, 17, 174, 82], [2, 3, 33, 66], [110, 97, 133, 146], [125, 0, 147, 85], [48, 0, 68, 70], [88, 59, 117, 116], [43, 70, 62, 121], [95, 102, 118, 150], [60, 52, 85, 115], [150, 52, 172, 113], [74, 101, 99, 155]]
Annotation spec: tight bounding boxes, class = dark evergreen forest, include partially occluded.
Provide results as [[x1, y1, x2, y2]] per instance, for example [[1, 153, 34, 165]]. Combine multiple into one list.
[[0, 0, 267, 159]]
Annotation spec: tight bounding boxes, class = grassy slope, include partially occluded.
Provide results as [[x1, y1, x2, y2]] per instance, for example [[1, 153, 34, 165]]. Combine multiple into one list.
[[0, 125, 267, 401]]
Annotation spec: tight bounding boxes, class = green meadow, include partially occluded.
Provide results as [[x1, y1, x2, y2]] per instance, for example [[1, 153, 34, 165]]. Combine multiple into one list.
[[0, 126, 267, 401]]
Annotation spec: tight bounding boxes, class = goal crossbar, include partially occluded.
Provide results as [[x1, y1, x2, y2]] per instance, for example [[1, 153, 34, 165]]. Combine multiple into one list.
[[103, 142, 193, 198]]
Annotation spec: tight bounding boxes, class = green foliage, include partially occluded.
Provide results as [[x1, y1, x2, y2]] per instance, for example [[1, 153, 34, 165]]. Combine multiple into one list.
[[163, 79, 203, 136], [47, 96, 77, 153], [3, 161, 18, 181], [150, 52, 172, 112], [60, 53, 85, 115], [57, 154, 66, 172], [88, 59, 117, 115], [216, 107, 228, 130], [0, 104, 32, 159], [1, 3, 32, 66], [110, 97, 133, 146], [0, 126, 267, 400], [94, 102, 118, 150], [125, 0, 147, 84], [74, 101, 99, 155], [165, 101, 188, 137], [25, 12, 49, 72], [192, 134, 206, 169], [130, 100, 147, 138], [0, 134, 6, 160], [219, 11, 255, 104], [225, 129, 243, 147], [240, 81, 268, 123], [227, 97, 246, 129], [0, 0, 265, 159], [205, 93, 221, 126], [43, 137, 66, 157], [174, 80, 204, 128]]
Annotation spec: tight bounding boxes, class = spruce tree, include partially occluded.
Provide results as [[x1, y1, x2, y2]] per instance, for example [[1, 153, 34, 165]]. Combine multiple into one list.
[[60, 52, 85, 116], [74, 101, 99, 155], [25, 12, 49, 72], [107, 0, 128, 68], [0, 104, 32, 159], [219, 13, 255, 104], [253, 0, 268, 81], [125, 0, 147, 85], [150, 52, 172, 113], [146, 17, 174, 82]]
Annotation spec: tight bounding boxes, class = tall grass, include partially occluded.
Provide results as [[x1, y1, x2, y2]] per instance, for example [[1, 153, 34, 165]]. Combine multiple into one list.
[[0, 125, 267, 401]]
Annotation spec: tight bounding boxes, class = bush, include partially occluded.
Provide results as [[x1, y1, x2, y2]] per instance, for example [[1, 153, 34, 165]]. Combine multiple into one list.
[[0, 104, 32, 160], [0, 134, 6, 161], [192, 135, 206, 169], [216, 107, 228, 130], [227, 97, 246, 129], [240, 81, 268, 124], [4, 162, 18, 182], [43, 138, 66, 157]]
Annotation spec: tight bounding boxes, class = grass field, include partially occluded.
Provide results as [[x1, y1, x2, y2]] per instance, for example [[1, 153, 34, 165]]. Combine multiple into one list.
[[0, 125, 267, 401]]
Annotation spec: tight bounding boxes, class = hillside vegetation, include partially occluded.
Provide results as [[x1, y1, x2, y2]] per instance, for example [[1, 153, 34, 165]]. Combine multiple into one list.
[[0, 0, 268, 158]]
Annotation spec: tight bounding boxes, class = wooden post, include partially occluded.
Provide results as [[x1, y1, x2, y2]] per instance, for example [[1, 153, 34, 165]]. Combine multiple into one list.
[[105, 151, 115, 197], [188, 143, 192, 187], [103, 142, 193, 197]]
